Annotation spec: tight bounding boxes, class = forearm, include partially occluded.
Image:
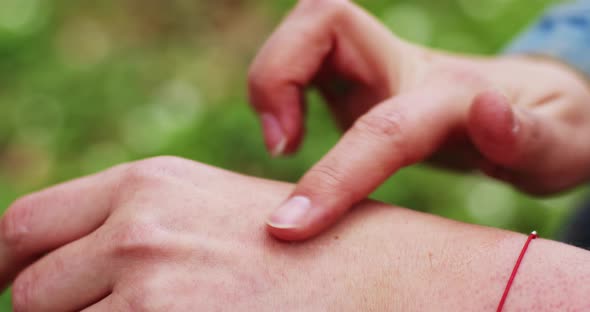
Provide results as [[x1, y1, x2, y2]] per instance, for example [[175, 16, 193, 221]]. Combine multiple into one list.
[[284, 192, 590, 310]]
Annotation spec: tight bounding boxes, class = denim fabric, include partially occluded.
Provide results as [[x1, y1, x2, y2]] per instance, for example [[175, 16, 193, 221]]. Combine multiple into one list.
[[505, 0, 590, 77], [561, 197, 590, 250]]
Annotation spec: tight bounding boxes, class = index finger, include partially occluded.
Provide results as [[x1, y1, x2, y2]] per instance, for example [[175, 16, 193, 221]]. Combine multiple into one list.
[[267, 86, 467, 240]]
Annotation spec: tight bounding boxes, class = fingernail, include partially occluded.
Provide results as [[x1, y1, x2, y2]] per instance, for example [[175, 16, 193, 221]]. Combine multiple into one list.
[[494, 90, 519, 135], [267, 196, 311, 229], [271, 137, 287, 157], [510, 106, 523, 134], [260, 113, 287, 157]]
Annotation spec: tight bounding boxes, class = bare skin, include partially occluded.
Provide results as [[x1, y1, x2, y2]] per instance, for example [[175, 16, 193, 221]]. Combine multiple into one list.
[[248, 0, 590, 240], [0, 156, 588, 311]]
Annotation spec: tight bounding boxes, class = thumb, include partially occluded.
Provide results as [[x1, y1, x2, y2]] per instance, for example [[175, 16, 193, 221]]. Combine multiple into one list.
[[266, 89, 463, 241], [468, 90, 578, 193], [467, 91, 523, 168]]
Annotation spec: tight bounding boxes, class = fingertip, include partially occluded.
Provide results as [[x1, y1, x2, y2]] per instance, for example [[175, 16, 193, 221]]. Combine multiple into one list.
[[271, 195, 310, 219], [271, 136, 288, 157], [278, 127, 304, 156], [260, 113, 289, 157], [469, 91, 515, 141], [277, 107, 305, 156], [266, 219, 318, 242], [265, 224, 314, 241], [468, 90, 519, 165], [265, 195, 329, 241], [259, 109, 305, 157]]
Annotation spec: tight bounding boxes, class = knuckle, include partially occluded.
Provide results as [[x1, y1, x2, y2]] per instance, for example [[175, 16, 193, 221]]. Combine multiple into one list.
[[429, 63, 489, 90], [248, 68, 303, 114], [0, 196, 34, 249], [248, 0, 352, 102], [141, 155, 187, 165], [304, 164, 356, 202], [354, 112, 405, 139], [353, 112, 417, 165], [247, 66, 267, 93], [108, 220, 170, 259], [131, 156, 189, 176], [119, 156, 187, 189], [308, 164, 347, 190], [324, 0, 349, 19], [117, 165, 167, 197], [114, 156, 214, 204], [247, 67, 284, 106], [129, 156, 204, 180], [121, 161, 164, 184]]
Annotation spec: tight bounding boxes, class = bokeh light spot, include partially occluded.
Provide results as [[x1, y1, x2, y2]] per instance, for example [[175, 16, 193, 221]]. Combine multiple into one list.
[[0, 0, 44, 35], [466, 179, 516, 227], [457, 0, 515, 21], [382, 4, 433, 45], [11, 94, 64, 147], [435, 32, 484, 53], [56, 18, 112, 68], [123, 79, 201, 154]]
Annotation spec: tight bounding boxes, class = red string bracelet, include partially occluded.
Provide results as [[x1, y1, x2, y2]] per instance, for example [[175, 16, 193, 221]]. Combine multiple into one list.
[[496, 230, 538, 312]]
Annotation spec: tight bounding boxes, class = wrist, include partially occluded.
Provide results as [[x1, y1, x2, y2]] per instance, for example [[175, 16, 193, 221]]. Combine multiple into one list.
[[302, 201, 513, 310], [316, 199, 590, 310]]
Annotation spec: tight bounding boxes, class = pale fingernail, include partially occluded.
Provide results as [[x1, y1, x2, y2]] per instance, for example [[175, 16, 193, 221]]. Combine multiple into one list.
[[271, 136, 287, 157], [493, 89, 519, 134], [510, 106, 525, 134], [267, 196, 311, 229], [260, 113, 287, 157]]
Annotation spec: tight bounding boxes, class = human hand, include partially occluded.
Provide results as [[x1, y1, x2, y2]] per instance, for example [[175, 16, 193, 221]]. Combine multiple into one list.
[[248, 0, 590, 240], [0, 156, 417, 311], [2, 156, 590, 311]]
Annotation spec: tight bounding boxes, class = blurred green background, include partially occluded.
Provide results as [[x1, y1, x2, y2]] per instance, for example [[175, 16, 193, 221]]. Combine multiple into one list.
[[0, 0, 587, 309]]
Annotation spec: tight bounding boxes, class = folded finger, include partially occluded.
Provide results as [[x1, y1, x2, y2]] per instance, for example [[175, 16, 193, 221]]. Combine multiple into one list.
[[11, 231, 113, 312]]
